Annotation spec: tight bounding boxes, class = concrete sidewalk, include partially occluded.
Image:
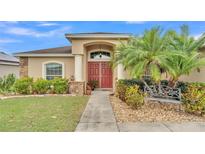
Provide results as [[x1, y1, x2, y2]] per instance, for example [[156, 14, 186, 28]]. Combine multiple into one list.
[[75, 91, 118, 132], [118, 122, 205, 132]]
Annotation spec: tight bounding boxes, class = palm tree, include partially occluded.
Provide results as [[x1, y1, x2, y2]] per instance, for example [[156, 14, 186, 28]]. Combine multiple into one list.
[[113, 25, 205, 95], [167, 25, 205, 53], [161, 51, 205, 87], [163, 25, 205, 87], [113, 27, 170, 92]]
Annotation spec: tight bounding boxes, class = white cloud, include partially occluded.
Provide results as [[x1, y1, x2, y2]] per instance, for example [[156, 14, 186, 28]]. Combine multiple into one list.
[[193, 33, 204, 40], [6, 27, 34, 36], [194, 35, 200, 39], [5, 26, 72, 38], [0, 38, 22, 43], [37, 22, 59, 27], [126, 21, 146, 24]]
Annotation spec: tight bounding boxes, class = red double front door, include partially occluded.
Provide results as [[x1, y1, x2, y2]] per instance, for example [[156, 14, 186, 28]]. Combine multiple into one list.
[[88, 62, 113, 88]]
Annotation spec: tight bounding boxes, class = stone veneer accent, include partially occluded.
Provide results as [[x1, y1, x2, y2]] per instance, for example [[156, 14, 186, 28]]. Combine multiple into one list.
[[19, 57, 28, 78], [69, 81, 85, 95]]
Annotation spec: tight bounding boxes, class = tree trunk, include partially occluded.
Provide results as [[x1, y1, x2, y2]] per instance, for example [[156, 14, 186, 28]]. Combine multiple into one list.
[[168, 78, 177, 88]]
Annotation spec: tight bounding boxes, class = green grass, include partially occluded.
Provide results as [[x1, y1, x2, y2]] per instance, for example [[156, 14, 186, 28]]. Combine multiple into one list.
[[0, 96, 89, 132]]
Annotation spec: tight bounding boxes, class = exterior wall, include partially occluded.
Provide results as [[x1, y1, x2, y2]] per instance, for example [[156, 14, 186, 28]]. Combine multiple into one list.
[[0, 64, 19, 78], [179, 67, 205, 82], [27, 57, 74, 80], [71, 38, 128, 55], [20, 57, 28, 77]]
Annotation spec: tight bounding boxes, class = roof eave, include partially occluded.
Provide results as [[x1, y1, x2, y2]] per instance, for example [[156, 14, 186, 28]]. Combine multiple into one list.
[[0, 61, 19, 66], [65, 33, 131, 41], [14, 53, 74, 57]]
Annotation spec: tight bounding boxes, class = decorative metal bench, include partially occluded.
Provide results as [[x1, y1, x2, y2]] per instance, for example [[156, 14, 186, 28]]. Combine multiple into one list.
[[144, 85, 181, 102]]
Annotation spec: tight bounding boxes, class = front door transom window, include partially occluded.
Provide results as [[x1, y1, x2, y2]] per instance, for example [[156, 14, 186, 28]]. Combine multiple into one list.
[[90, 51, 111, 60]]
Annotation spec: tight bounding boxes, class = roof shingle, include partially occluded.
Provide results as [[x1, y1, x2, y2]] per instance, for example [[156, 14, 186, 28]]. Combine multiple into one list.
[[0, 52, 19, 63], [15, 46, 72, 55]]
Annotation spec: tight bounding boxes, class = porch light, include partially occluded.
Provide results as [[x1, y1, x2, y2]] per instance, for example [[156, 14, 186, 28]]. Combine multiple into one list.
[[99, 52, 102, 58]]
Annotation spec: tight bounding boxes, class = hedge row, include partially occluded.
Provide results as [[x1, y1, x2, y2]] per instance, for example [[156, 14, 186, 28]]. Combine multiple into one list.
[[117, 79, 205, 93], [14, 77, 69, 94]]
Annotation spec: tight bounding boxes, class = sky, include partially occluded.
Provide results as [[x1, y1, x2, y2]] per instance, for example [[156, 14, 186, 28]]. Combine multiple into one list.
[[0, 21, 205, 54]]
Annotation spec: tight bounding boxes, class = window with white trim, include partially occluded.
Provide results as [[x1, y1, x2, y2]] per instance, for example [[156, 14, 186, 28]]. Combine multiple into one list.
[[45, 63, 63, 80]]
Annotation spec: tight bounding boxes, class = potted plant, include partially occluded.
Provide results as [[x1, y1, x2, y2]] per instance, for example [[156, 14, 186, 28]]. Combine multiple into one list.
[[86, 83, 92, 95], [88, 80, 99, 90]]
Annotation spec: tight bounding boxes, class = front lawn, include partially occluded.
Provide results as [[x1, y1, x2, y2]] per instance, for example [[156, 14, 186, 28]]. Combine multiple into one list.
[[0, 96, 89, 131]]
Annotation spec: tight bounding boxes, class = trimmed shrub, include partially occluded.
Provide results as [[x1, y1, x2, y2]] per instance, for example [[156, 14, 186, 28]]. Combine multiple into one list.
[[160, 80, 169, 86], [14, 77, 33, 94], [116, 79, 153, 101], [191, 82, 205, 87], [0, 74, 16, 94], [160, 80, 189, 93], [176, 81, 189, 93], [33, 78, 51, 94], [116, 79, 154, 101], [125, 86, 145, 109], [175, 82, 204, 94], [118, 78, 153, 91], [183, 84, 205, 116], [51, 78, 69, 94], [116, 80, 128, 101]]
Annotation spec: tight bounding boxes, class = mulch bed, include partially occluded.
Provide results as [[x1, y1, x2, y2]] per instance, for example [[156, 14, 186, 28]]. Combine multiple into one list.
[[110, 95, 205, 122]]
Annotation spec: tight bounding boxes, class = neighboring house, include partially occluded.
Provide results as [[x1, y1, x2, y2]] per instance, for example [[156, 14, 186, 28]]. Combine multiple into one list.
[[0, 52, 19, 78], [14, 32, 205, 95]]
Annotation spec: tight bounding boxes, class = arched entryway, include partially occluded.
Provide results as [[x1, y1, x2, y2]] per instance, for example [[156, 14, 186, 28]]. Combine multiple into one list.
[[85, 43, 114, 88]]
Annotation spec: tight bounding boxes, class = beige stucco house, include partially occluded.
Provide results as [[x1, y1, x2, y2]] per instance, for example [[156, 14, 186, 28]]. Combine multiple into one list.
[[15, 32, 205, 94]]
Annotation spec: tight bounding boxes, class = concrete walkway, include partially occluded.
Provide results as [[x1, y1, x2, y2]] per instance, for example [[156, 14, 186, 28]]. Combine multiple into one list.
[[75, 91, 118, 132], [118, 122, 205, 132], [75, 91, 205, 132]]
